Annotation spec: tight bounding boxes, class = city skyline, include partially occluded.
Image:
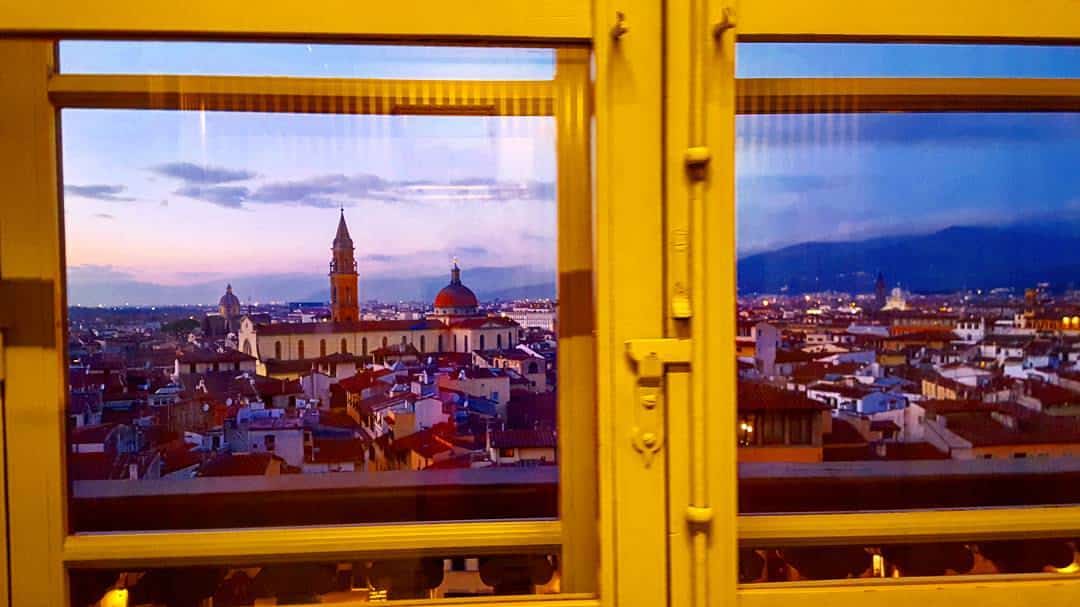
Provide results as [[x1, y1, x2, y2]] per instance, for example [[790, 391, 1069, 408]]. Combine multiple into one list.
[[61, 42, 1080, 304]]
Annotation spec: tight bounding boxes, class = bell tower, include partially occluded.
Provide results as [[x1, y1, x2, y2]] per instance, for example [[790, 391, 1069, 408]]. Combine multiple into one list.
[[329, 209, 359, 323]]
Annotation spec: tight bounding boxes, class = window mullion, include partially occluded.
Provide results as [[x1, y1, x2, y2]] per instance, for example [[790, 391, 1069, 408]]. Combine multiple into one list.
[[48, 74, 558, 117], [64, 521, 562, 569], [736, 77, 1080, 114], [737, 0, 1080, 43]]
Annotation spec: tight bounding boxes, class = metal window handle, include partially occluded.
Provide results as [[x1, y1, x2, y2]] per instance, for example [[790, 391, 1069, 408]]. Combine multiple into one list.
[[626, 339, 690, 467]]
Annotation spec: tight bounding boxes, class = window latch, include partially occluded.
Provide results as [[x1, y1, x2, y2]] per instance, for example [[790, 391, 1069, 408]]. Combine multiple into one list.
[[625, 338, 690, 466]]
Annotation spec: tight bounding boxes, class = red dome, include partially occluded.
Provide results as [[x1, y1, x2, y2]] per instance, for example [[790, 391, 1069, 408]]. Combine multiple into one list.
[[434, 263, 479, 310], [434, 283, 479, 309]]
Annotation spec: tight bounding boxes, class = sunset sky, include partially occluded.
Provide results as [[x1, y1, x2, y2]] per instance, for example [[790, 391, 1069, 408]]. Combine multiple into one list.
[[60, 42, 1080, 291]]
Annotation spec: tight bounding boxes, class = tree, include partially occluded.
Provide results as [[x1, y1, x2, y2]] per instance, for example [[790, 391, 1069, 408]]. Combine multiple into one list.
[[162, 317, 200, 335]]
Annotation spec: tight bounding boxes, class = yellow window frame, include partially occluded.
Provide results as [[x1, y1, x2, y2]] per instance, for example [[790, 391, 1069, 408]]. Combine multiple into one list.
[[4, 1, 1080, 607], [665, 2, 1080, 607], [0, 24, 658, 605]]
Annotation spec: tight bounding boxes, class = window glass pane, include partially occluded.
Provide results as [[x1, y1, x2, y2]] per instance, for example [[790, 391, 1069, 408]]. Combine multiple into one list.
[[59, 41, 555, 80], [70, 550, 562, 605], [737, 43, 1080, 78], [736, 112, 1080, 513], [63, 107, 568, 531], [740, 539, 1079, 583]]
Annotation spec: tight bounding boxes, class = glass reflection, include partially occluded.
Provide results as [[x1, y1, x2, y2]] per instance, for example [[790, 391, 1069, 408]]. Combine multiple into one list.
[[63, 108, 561, 531], [736, 112, 1080, 512]]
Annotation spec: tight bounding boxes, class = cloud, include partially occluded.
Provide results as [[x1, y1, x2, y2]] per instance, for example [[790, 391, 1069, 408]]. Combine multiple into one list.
[[152, 162, 256, 184], [64, 184, 135, 202], [520, 232, 554, 243], [67, 264, 136, 284], [361, 254, 397, 263], [527, 181, 556, 200], [174, 185, 249, 208], [450, 177, 496, 186], [161, 166, 556, 209], [249, 174, 388, 206]]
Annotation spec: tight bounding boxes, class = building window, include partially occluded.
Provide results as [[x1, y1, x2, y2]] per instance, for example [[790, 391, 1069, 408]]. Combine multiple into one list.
[[297, 340, 305, 359], [420, 335, 426, 352], [528, 362, 539, 374], [789, 414, 812, 445], [761, 413, 786, 446], [382, 336, 388, 348], [464, 336, 469, 352], [480, 335, 486, 350], [274, 341, 282, 359], [264, 435, 276, 452], [242, 340, 252, 355], [319, 339, 326, 358], [401, 335, 407, 346], [497, 334, 503, 349], [362, 337, 368, 356], [438, 335, 444, 352], [340, 338, 348, 354], [454, 334, 458, 352]]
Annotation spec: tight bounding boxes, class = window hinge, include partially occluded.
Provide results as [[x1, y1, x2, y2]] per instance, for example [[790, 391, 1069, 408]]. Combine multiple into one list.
[[625, 338, 690, 467], [684, 146, 711, 181], [685, 505, 714, 525]]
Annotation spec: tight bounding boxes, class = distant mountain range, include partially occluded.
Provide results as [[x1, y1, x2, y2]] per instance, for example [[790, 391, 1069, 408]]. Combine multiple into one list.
[[68, 265, 556, 307], [738, 222, 1080, 295], [69, 222, 1080, 304]]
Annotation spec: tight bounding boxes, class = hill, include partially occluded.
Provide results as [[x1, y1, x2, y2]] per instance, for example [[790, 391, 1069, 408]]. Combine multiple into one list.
[[737, 223, 1080, 294]]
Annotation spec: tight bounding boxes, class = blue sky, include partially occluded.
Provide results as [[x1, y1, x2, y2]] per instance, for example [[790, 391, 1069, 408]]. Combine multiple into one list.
[[60, 42, 1080, 292], [734, 43, 1080, 254]]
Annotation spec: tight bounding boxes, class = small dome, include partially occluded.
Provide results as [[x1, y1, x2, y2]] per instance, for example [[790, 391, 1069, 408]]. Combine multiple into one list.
[[219, 284, 241, 309], [434, 263, 478, 310]]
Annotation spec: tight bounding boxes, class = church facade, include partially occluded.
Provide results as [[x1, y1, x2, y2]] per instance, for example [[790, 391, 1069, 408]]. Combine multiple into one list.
[[237, 211, 519, 365]]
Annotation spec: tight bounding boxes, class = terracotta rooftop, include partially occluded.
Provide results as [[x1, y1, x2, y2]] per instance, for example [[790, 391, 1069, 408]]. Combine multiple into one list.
[[198, 453, 279, 477], [737, 382, 830, 412], [491, 429, 557, 449], [177, 349, 256, 364]]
